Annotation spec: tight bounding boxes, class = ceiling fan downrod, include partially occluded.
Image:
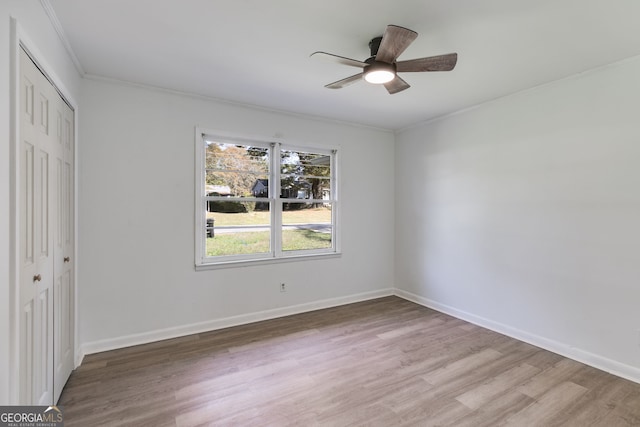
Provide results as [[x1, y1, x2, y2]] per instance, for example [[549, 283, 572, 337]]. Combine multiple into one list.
[[369, 36, 383, 59]]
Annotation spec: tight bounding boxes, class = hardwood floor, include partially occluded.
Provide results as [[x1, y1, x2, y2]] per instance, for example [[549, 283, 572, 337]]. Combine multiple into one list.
[[58, 297, 640, 426]]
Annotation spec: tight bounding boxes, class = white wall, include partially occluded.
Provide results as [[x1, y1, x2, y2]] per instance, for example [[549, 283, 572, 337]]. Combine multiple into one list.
[[395, 56, 640, 381], [0, 0, 81, 404], [78, 78, 395, 351]]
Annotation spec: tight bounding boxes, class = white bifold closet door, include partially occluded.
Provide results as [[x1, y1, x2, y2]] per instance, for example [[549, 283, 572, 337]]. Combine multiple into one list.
[[19, 47, 75, 405]]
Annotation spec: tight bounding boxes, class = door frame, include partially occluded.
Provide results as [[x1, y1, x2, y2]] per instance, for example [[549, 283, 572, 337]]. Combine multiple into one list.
[[9, 17, 80, 404]]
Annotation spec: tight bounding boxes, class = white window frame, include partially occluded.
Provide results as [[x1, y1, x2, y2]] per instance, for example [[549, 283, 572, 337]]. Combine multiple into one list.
[[195, 128, 340, 269]]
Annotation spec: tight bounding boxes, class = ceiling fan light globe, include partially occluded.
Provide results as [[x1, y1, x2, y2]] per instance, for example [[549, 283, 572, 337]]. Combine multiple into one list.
[[363, 61, 396, 84], [364, 69, 395, 84]]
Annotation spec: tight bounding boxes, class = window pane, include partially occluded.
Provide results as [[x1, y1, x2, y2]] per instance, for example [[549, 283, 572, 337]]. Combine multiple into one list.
[[280, 149, 331, 201], [206, 141, 269, 197], [206, 203, 271, 256], [281, 203, 332, 251]]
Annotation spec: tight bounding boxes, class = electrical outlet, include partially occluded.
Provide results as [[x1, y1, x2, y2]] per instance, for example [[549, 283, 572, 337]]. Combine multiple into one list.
[[280, 283, 286, 292]]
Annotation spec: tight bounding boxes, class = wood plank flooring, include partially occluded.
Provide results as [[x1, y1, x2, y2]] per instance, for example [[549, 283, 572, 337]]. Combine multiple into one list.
[[58, 297, 640, 426]]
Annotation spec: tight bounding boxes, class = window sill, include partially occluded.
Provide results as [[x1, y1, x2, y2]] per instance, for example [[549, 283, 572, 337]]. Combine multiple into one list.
[[195, 251, 342, 271]]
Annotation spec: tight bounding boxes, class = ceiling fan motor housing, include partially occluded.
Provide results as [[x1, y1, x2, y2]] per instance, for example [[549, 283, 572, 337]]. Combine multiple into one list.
[[363, 58, 396, 73], [364, 36, 397, 83]]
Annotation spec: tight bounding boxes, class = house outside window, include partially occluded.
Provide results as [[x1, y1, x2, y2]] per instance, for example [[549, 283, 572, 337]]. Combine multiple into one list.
[[195, 129, 339, 268]]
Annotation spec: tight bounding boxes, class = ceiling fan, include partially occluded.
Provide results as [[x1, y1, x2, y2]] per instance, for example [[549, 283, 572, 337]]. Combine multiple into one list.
[[311, 25, 457, 94]]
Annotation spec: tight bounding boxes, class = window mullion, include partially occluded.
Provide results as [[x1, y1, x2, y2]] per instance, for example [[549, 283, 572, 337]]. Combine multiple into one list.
[[270, 142, 282, 257]]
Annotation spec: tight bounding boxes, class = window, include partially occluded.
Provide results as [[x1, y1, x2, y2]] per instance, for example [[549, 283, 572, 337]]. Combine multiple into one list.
[[195, 130, 339, 268]]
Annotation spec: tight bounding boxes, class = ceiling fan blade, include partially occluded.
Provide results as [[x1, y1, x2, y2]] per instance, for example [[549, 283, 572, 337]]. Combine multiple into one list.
[[375, 25, 418, 63], [384, 76, 410, 94], [325, 73, 363, 89], [396, 53, 458, 72], [311, 51, 367, 68]]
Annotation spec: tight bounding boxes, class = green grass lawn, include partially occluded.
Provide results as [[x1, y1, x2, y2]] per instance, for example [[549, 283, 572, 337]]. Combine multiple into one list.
[[207, 207, 331, 226], [206, 229, 331, 256]]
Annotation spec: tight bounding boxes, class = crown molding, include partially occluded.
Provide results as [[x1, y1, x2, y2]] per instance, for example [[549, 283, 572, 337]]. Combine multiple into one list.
[[40, 0, 85, 76]]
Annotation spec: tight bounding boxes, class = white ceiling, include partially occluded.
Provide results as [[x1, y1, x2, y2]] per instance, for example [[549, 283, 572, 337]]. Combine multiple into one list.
[[48, 0, 640, 130]]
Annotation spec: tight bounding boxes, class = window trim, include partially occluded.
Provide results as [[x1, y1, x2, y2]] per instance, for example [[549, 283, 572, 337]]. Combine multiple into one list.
[[195, 128, 341, 269]]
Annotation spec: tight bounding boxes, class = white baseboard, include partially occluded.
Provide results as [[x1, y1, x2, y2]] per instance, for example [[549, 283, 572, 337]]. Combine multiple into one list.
[[79, 288, 394, 359], [394, 288, 640, 385]]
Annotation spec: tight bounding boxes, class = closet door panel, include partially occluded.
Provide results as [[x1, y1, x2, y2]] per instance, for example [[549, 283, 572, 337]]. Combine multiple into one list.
[[19, 48, 60, 405]]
